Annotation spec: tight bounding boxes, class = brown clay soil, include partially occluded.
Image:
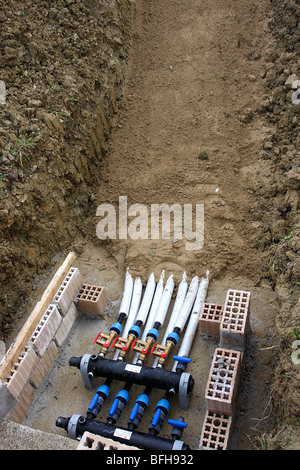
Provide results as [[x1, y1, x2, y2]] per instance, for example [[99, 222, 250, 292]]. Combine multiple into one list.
[[0, 0, 299, 450]]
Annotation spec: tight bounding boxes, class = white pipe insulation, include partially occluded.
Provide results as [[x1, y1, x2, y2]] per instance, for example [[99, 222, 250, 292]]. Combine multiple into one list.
[[135, 272, 156, 325], [141, 270, 165, 340], [151, 272, 188, 368], [122, 277, 143, 338], [132, 272, 174, 365], [173, 275, 199, 332], [113, 276, 143, 360], [163, 272, 188, 340], [118, 268, 133, 317], [172, 271, 210, 371], [151, 273, 174, 328]]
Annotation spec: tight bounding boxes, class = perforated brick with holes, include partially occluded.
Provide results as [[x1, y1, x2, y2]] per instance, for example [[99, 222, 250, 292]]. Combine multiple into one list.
[[5, 346, 39, 399], [205, 348, 241, 415], [199, 410, 233, 450], [220, 290, 250, 349], [76, 431, 139, 450], [199, 303, 224, 336], [30, 304, 62, 356], [52, 267, 83, 315], [77, 284, 108, 316]]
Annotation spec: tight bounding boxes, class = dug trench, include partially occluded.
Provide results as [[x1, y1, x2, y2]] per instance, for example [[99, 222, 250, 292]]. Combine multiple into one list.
[[0, 0, 299, 450]]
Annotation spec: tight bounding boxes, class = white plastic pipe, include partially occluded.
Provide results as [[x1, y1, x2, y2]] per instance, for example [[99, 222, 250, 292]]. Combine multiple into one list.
[[153, 274, 174, 327], [135, 272, 156, 325], [123, 277, 143, 337], [113, 277, 143, 360], [172, 271, 209, 371], [152, 272, 188, 368], [141, 270, 165, 340], [162, 272, 188, 340], [119, 268, 133, 317], [173, 275, 199, 332]]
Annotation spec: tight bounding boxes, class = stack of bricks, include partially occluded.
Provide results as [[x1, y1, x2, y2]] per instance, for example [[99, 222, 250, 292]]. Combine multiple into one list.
[[3, 267, 83, 423], [76, 284, 108, 316], [199, 348, 242, 450], [199, 289, 251, 450]]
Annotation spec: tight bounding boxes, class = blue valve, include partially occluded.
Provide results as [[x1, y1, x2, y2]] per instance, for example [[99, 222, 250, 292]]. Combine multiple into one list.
[[88, 393, 99, 411], [88, 385, 110, 411], [129, 403, 140, 422], [151, 408, 162, 427], [129, 394, 150, 422], [108, 398, 119, 416], [173, 355, 191, 364], [168, 419, 187, 429]]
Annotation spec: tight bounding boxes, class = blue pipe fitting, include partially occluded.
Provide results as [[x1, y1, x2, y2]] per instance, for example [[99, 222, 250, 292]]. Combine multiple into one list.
[[166, 332, 179, 344], [98, 384, 110, 398], [156, 398, 170, 413], [128, 325, 141, 337], [137, 393, 150, 408], [147, 328, 159, 340], [116, 389, 129, 403], [110, 322, 122, 335]]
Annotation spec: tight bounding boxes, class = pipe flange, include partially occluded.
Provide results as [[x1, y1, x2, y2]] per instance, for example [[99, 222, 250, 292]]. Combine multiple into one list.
[[80, 354, 94, 389], [172, 440, 185, 450], [67, 414, 81, 439], [178, 372, 191, 410]]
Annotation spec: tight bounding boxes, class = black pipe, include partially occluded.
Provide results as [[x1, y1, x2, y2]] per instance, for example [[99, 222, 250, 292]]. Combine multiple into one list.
[[69, 355, 194, 394], [56, 415, 189, 450]]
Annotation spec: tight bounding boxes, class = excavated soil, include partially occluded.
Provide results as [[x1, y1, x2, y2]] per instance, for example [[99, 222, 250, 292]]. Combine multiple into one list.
[[0, 0, 299, 451]]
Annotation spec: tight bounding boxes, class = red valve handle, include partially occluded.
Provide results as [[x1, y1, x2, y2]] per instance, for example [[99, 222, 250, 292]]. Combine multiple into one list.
[[111, 336, 120, 349], [130, 337, 138, 351], [150, 343, 158, 356], [94, 331, 102, 344]]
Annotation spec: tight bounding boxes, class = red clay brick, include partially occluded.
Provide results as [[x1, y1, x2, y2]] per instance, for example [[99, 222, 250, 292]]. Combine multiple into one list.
[[220, 290, 250, 349], [76, 431, 139, 450], [199, 303, 224, 336], [52, 267, 83, 315], [199, 410, 233, 450], [30, 304, 62, 356], [8, 382, 35, 423], [5, 346, 39, 399], [77, 284, 108, 316], [205, 348, 241, 415]]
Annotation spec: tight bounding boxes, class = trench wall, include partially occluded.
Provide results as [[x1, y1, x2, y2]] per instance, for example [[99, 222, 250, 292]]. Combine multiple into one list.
[[0, 0, 136, 335]]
